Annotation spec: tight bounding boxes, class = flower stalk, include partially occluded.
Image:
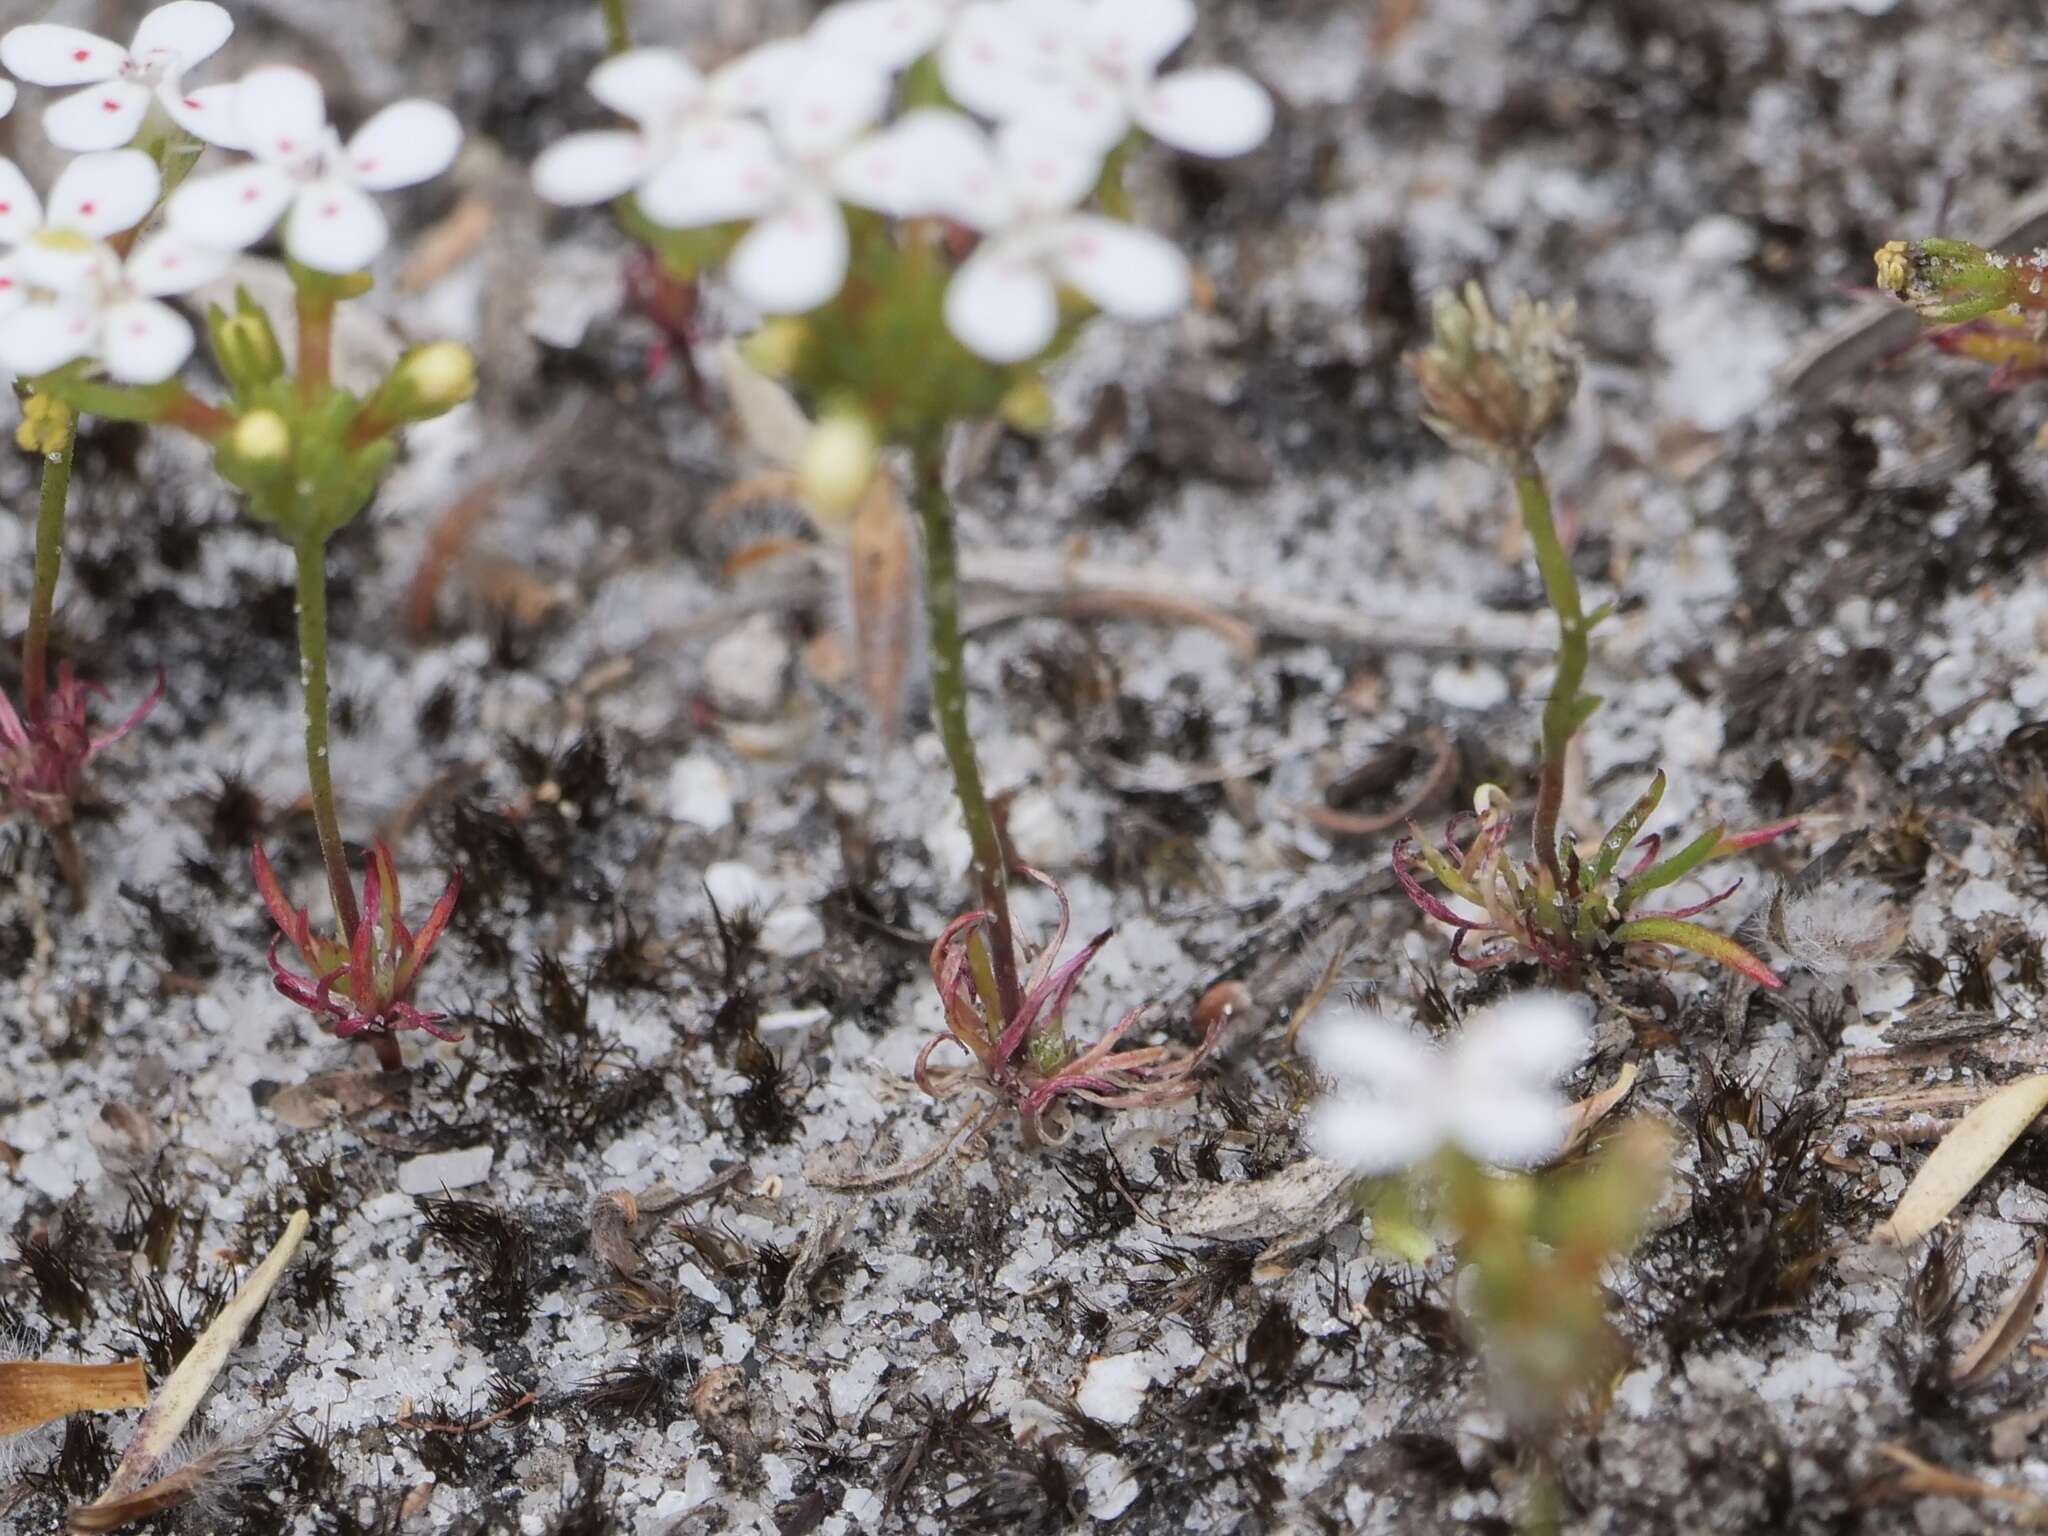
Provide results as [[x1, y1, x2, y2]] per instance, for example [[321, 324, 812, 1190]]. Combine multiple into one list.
[[914, 444, 1021, 1020], [20, 398, 76, 723], [293, 534, 359, 937], [1514, 464, 1595, 886], [600, 0, 632, 55]]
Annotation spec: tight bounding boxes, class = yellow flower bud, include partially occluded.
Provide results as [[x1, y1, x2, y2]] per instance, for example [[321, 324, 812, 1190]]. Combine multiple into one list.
[[15, 395, 74, 456], [739, 317, 809, 379], [232, 409, 293, 466], [390, 342, 478, 417], [997, 376, 1053, 436], [797, 413, 878, 525]]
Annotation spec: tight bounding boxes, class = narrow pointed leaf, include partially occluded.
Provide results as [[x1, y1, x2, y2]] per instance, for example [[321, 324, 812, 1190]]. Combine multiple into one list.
[[1611, 916, 1783, 987], [1584, 771, 1665, 893]]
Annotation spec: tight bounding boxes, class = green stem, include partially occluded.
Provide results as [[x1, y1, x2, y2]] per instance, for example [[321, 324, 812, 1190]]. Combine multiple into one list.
[[293, 535, 360, 939], [22, 412, 77, 723], [600, 0, 631, 53], [914, 446, 1022, 1024], [296, 284, 334, 405], [1514, 463, 1588, 887]]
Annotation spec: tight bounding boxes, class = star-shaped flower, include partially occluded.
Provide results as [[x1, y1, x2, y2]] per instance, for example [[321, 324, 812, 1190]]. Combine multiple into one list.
[[1304, 995, 1591, 1175], [0, 1, 237, 153], [0, 226, 231, 384], [530, 40, 805, 208], [632, 47, 933, 314], [942, 0, 1272, 158], [908, 112, 1188, 362], [165, 65, 462, 274], [254, 838, 463, 1046]]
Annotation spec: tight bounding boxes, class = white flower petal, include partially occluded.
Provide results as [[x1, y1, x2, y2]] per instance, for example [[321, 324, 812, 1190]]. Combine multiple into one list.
[[101, 297, 194, 384], [284, 179, 389, 274], [533, 130, 653, 206], [130, 1, 233, 68], [1083, 0, 1195, 78], [939, 4, 1051, 121], [160, 79, 242, 147], [0, 80, 15, 121], [708, 38, 810, 116], [47, 149, 161, 239], [1455, 993, 1590, 1087], [832, 116, 946, 218], [589, 47, 703, 128], [0, 268, 24, 326], [233, 64, 328, 166], [346, 99, 463, 190], [726, 193, 850, 314], [811, 0, 948, 71], [1135, 67, 1273, 158], [126, 232, 234, 297], [770, 53, 888, 159], [0, 25, 124, 88], [893, 108, 1011, 229], [1001, 0, 1091, 73], [0, 301, 100, 377], [0, 158, 44, 246], [1302, 1009, 1442, 1094], [166, 162, 295, 250], [13, 238, 114, 296], [1309, 1095, 1443, 1176], [636, 119, 784, 228], [1448, 1085, 1569, 1169], [41, 79, 154, 153], [1049, 215, 1188, 323], [995, 120, 1102, 216], [944, 242, 1058, 362]]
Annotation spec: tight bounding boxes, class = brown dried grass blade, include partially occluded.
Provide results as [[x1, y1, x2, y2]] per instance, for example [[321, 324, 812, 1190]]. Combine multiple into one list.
[[0, 1360, 148, 1438], [1954, 1240, 2048, 1390], [846, 477, 916, 744]]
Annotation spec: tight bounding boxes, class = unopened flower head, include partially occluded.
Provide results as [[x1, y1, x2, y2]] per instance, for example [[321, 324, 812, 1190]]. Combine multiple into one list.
[[1305, 994, 1591, 1175], [798, 410, 879, 520], [165, 65, 462, 274], [941, 0, 1272, 158], [0, 1, 237, 152], [1408, 282, 1581, 470]]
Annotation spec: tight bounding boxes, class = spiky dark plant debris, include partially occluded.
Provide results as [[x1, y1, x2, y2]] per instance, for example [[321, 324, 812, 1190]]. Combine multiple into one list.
[[120, 881, 221, 979], [122, 1271, 230, 1375], [12, 1214, 100, 1328], [574, 1350, 691, 1424], [115, 1171, 185, 1274], [1643, 1073, 1843, 1354], [417, 1195, 535, 1344], [26, 1411, 116, 1502]]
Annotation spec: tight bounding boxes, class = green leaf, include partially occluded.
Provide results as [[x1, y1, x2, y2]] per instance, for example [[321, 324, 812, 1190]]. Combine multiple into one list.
[[1583, 771, 1665, 894], [1611, 917, 1781, 988], [1617, 822, 1725, 909]]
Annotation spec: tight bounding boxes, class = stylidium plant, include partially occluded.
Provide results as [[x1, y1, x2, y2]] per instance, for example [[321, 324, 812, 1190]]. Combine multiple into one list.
[[0, 24, 472, 1062], [1397, 285, 1793, 988], [533, 0, 1271, 1137], [1308, 997, 1670, 1511]]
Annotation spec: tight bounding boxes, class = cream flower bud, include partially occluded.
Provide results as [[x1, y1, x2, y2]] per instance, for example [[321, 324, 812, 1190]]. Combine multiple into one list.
[[797, 412, 878, 524]]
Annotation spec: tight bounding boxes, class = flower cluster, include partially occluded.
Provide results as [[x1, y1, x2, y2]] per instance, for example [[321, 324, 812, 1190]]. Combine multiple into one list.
[[0, 4, 461, 387], [533, 0, 1272, 361]]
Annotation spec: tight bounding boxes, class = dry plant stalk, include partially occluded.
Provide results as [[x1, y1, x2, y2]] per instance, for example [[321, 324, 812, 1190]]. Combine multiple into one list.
[[0, 1359, 148, 1439], [70, 1210, 308, 1533]]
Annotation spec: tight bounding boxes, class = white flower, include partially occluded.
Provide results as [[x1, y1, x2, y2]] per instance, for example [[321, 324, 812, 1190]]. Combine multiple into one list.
[[811, 0, 964, 72], [1304, 995, 1591, 1175], [0, 149, 162, 258], [164, 65, 461, 275], [0, 78, 14, 121], [634, 49, 929, 314], [907, 112, 1187, 362], [0, 1, 237, 153], [942, 0, 1272, 158], [530, 41, 808, 209], [0, 232, 230, 383]]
